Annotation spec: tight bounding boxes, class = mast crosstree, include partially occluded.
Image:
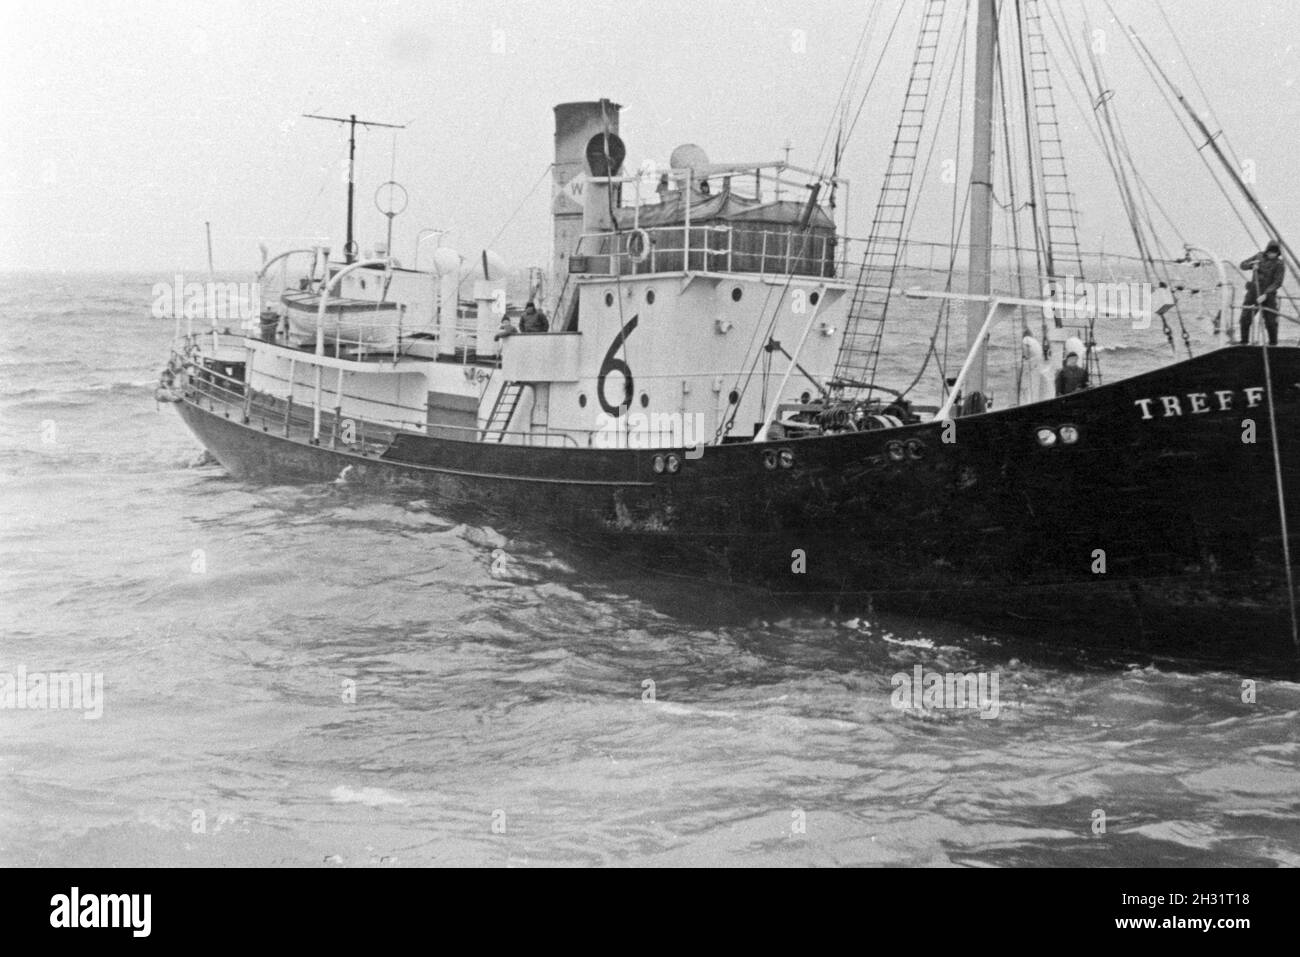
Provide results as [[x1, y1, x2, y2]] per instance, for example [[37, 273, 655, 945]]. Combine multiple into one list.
[[302, 113, 406, 264]]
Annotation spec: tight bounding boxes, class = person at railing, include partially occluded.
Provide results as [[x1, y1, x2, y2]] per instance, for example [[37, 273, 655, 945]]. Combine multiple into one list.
[[258, 307, 279, 344], [493, 315, 518, 342], [519, 301, 549, 333], [1055, 351, 1088, 396], [1239, 239, 1286, 345]]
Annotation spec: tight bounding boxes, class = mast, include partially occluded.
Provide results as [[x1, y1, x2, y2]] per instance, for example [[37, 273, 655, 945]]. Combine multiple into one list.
[[346, 116, 357, 260], [303, 113, 406, 264], [965, 0, 998, 407]]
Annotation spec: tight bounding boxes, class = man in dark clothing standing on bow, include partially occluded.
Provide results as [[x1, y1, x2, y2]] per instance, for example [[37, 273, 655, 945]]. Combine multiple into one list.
[[519, 301, 549, 334], [1056, 351, 1088, 396], [1239, 239, 1286, 345]]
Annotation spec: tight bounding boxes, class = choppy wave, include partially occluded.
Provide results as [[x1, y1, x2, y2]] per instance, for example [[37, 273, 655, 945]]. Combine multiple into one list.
[[0, 380, 158, 403]]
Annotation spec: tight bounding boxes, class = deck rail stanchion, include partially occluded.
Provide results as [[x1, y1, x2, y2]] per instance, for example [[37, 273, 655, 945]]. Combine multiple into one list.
[[683, 169, 692, 274], [242, 344, 254, 423], [312, 257, 391, 443]]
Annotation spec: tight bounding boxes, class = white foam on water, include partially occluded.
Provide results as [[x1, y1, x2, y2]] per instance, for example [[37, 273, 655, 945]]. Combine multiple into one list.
[[329, 786, 409, 807]]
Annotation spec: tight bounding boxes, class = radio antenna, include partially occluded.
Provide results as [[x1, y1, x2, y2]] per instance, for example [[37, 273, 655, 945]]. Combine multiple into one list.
[[302, 113, 406, 263]]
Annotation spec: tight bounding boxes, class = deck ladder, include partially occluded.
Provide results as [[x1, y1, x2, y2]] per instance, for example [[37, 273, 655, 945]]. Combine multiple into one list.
[[481, 381, 525, 442]]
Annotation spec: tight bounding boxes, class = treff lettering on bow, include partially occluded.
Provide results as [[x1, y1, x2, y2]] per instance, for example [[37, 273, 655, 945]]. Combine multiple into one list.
[[1133, 386, 1268, 420]]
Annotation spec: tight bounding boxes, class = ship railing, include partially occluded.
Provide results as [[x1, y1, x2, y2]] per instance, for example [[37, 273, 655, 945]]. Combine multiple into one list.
[[177, 356, 404, 455], [176, 339, 756, 451], [568, 227, 1247, 298], [463, 421, 711, 449], [172, 348, 596, 451], [431, 421, 585, 449], [573, 226, 841, 279], [177, 352, 247, 404], [831, 236, 1247, 302], [898, 287, 1166, 418], [570, 227, 1221, 288]]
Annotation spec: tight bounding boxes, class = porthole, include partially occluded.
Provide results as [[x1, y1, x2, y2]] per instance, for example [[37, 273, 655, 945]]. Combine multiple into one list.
[[646, 289, 656, 305], [906, 439, 925, 460], [728, 390, 740, 405], [640, 393, 650, 408], [731, 287, 743, 302], [653, 455, 666, 474], [809, 291, 820, 306], [800, 391, 811, 405], [665, 454, 681, 474], [1036, 427, 1057, 447], [887, 441, 906, 462], [604, 292, 614, 307], [1059, 425, 1080, 445], [779, 449, 794, 469], [578, 393, 587, 408], [763, 450, 779, 470]]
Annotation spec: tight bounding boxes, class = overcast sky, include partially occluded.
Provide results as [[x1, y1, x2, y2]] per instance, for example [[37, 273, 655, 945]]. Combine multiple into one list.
[[2, 0, 1295, 273]]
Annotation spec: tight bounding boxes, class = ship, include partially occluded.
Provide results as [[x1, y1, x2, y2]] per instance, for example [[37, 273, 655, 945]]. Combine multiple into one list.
[[158, 1, 1300, 671]]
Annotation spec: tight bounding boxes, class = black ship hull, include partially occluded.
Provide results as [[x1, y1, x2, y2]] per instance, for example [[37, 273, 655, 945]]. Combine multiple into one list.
[[173, 344, 1300, 671]]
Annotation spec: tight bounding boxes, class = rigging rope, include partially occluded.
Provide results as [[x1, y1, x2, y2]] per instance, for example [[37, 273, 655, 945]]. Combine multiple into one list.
[[1261, 343, 1300, 652], [863, 1, 969, 391], [457, 162, 554, 297], [1049, 1, 1189, 355], [718, 0, 916, 435]]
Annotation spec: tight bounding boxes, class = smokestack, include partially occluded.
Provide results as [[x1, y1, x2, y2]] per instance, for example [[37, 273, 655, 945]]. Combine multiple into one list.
[[552, 99, 622, 287]]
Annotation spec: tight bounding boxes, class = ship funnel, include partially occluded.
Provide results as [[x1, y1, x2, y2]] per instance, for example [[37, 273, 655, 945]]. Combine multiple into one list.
[[552, 99, 622, 285]]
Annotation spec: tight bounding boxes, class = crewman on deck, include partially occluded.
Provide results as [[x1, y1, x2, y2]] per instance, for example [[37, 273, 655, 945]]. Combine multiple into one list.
[[1239, 239, 1286, 345], [519, 301, 549, 333], [493, 315, 517, 341], [1055, 351, 1088, 396]]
